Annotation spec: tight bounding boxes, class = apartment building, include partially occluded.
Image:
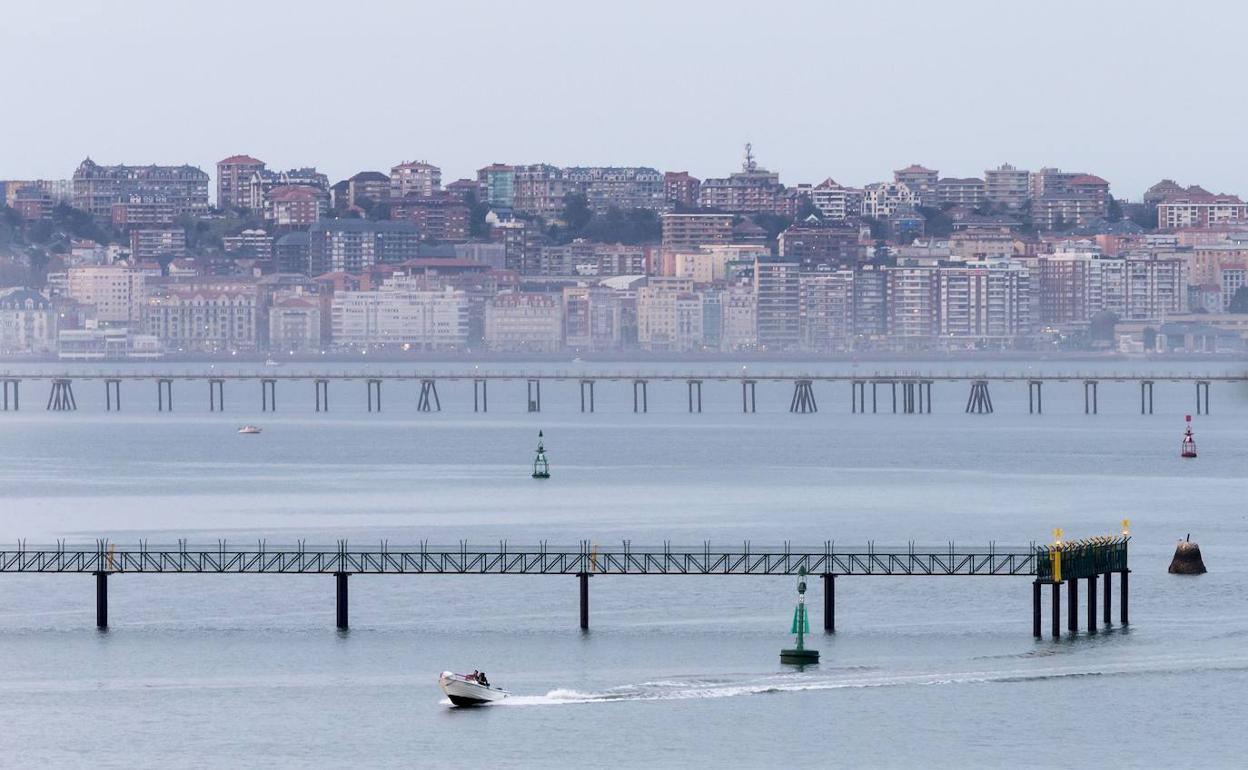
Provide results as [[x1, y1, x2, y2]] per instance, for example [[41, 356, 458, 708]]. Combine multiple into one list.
[[484, 292, 563, 352], [67, 265, 147, 324], [308, 220, 423, 275], [216, 155, 265, 210], [72, 158, 210, 219], [809, 179, 864, 221], [661, 212, 734, 250], [390, 161, 442, 199], [754, 257, 801, 349], [983, 164, 1030, 209], [331, 279, 468, 349], [1157, 188, 1248, 229], [142, 280, 259, 352]]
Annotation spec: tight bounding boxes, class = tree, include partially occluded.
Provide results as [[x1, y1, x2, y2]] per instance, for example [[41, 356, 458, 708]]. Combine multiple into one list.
[[1090, 310, 1119, 341], [917, 206, 953, 238], [1128, 204, 1158, 230], [561, 192, 593, 233], [1229, 286, 1248, 313], [1107, 195, 1123, 222], [750, 213, 793, 244]]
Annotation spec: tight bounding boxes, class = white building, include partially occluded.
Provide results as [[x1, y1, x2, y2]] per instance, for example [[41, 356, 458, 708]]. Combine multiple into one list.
[[331, 277, 467, 349], [484, 293, 563, 352], [268, 294, 322, 353], [861, 182, 917, 218], [810, 179, 864, 221], [66, 266, 146, 324], [720, 285, 757, 351], [142, 281, 259, 353], [0, 288, 56, 354], [637, 278, 702, 351]]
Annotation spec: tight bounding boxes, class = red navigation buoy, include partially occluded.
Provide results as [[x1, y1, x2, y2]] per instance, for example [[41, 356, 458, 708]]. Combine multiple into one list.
[[1181, 415, 1198, 458]]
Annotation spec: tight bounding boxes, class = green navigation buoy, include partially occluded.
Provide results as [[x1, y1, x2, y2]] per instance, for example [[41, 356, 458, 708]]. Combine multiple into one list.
[[531, 430, 550, 479], [780, 566, 819, 665]]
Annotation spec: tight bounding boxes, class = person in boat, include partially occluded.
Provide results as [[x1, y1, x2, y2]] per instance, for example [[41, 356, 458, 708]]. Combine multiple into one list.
[[477, 671, 490, 687]]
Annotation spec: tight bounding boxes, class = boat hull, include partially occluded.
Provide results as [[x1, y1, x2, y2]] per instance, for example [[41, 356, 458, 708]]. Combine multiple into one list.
[[439, 672, 507, 706]]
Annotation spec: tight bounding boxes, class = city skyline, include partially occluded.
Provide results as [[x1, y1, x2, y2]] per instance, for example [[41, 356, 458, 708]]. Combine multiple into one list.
[[3, 0, 1247, 199]]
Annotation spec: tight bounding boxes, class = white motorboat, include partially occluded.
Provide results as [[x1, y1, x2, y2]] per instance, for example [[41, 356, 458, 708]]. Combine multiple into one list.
[[237, 425, 262, 434], [438, 671, 508, 706]]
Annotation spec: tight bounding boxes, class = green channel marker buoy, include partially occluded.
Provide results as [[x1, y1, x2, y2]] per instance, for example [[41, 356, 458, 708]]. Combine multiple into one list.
[[780, 566, 819, 665], [531, 430, 550, 479]]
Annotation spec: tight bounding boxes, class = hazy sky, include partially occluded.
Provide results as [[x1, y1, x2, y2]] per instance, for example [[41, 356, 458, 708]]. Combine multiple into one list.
[[2, 0, 1245, 199]]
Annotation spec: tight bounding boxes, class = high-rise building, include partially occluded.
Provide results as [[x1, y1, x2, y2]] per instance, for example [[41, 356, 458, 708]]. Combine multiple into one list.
[[1157, 187, 1248, 229], [983, 164, 1031, 209], [893, 165, 939, 206], [661, 213, 734, 250], [476, 164, 515, 208], [308, 220, 423, 275], [346, 171, 391, 207], [216, 155, 265, 210], [264, 186, 328, 229], [564, 167, 666, 212], [67, 265, 147, 324], [698, 145, 788, 215], [810, 179, 864, 221], [664, 172, 701, 208], [861, 182, 917, 218], [142, 280, 259, 352], [483, 292, 563, 352], [129, 229, 187, 263], [331, 278, 468, 349], [246, 168, 330, 211], [800, 269, 854, 351], [753, 256, 801, 349], [935, 177, 986, 207], [390, 161, 442, 200]]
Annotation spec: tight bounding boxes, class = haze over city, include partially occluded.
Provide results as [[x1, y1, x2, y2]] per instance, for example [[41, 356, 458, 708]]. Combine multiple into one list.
[[3, 0, 1246, 198]]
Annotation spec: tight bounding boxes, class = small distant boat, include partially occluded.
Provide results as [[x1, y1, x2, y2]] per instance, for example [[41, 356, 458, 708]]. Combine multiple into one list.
[[238, 425, 262, 434], [438, 671, 508, 707], [1181, 415, 1197, 458], [264, 358, 280, 366]]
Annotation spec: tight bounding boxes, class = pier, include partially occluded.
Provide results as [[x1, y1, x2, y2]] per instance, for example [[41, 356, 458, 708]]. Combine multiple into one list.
[[1, 538, 1128, 635], [0, 370, 1239, 415]]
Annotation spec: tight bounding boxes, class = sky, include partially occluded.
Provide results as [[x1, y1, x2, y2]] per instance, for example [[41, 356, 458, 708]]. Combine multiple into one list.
[[2, 0, 1245, 200]]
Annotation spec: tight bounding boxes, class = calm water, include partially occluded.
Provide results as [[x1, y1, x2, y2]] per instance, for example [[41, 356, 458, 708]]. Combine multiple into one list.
[[1, 360, 1246, 768]]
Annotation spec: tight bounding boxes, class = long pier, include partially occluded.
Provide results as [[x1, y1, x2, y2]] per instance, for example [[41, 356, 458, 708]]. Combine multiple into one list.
[[1, 370, 1239, 414], [1, 538, 1128, 638]]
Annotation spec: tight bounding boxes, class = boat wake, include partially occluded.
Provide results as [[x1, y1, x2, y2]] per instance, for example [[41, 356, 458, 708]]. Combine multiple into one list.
[[498, 656, 1248, 707]]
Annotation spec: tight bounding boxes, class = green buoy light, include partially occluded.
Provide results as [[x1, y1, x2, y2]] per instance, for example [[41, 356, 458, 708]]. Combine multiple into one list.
[[532, 430, 550, 479], [780, 566, 819, 665]]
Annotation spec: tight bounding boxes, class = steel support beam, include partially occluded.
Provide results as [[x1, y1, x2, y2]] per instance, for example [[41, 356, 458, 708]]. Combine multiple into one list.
[[822, 573, 836, 633], [577, 572, 590, 630], [95, 571, 108, 629], [335, 572, 349, 630]]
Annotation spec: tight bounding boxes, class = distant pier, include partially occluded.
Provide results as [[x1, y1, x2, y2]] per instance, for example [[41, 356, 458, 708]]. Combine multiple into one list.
[[1, 538, 1129, 637], [0, 370, 1239, 415]]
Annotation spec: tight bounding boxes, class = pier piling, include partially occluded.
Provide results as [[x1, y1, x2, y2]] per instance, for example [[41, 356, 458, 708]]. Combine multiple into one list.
[[1067, 577, 1078, 634], [1140, 381, 1153, 415], [687, 380, 702, 413], [965, 380, 993, 414], [1051, 582, 1060, 639], [1087, 574, 1097, 633], [822, 573, 835, 633], [580, 380, 594, 413], [105, 379, 121, 412], [1103, 570, 1111, 625], [789, 379, 817, 413], [850, 380, 866, 413], [261, 379, 276, 412], [209, 379, 225, 412], [1195, 381, 1210, 415], [95, 571, 108, 629], [47, 379, 77, 411], [156, 379, 173, 412], [633, 380, 648, 413], [1120, 569, 1129, 625], [577, 572, 590, 630], [527, 379, 541, 412], [2, 379, 17, 411], [314, 379, 329, 412], [335, 572, 349, 630], [473, 379, 486, 413], [1032, 581, 1041, 638], [1028, 381, 1043, 414], [366, 379, 382, 412], [741, 380, 756, 413], [1084, 380, 1098, 415], [417, 379, 441, 412]]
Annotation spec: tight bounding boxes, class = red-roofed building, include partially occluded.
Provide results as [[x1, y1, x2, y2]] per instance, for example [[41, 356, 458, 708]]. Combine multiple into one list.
[[1158, 186, 1248, 230], [217, 155, 265, 210], [264, 185, 327, 229]]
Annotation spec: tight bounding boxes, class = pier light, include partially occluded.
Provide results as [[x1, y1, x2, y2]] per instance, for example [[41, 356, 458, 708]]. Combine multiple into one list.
[[1121, 519, 1130, 537]]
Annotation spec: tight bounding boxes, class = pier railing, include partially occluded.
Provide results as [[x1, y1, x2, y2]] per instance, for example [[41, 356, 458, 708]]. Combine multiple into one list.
[[0, 540, 1044, 576], [0, 538, 1131, 637]]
